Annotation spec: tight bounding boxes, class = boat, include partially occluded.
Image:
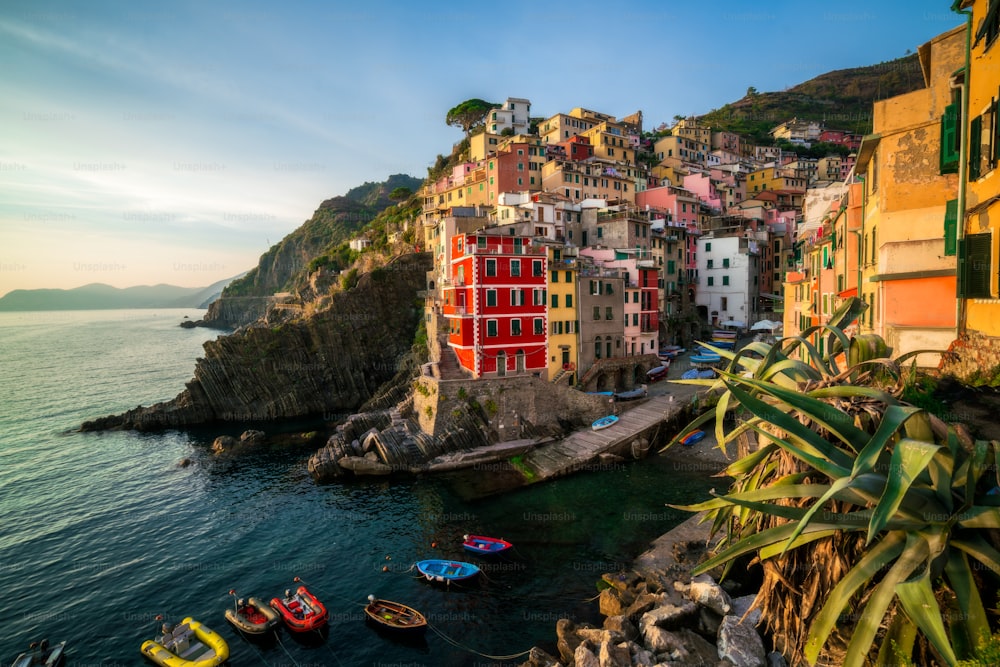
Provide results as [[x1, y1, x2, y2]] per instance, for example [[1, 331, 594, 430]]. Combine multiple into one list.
[[225, 590, 280, 635], [680, 369, 699, 380], [613, 387, 647, 401], [140, 618, 228, 667], [690, 354, 721, 364], [646, 364, 670, 381], [697, 369, 716, 379], [462, 534, 513, 555], [415, 559, 481, 584], [591, 415, 619, 431], [679, 430, 707, 446], [269, 582, 329, 633], [10, 640, 65, 667], [364, 595, 428, 636]]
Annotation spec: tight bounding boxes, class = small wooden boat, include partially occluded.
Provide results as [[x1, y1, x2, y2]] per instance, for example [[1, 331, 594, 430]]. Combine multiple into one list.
[[680, 430, 707, 446], [613, 387, 646, 401], [646, 364, 670, 381], [140, 618, 228, 667], [415, 559, 481, 584], [225, 590, 280, 635], [270, 583, 329, 633], [463, 534, 513, 555], [364, 595, 427, 635], [592, 415, 619, 431], [10, 640, 65, 667]]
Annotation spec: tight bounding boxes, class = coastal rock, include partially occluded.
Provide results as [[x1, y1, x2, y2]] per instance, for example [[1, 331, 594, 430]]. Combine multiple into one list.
[[556, 618, 583, 664], [240, 429, 266, 446], [698, 606, 723, 637], [642, 625, 685, 655], [625, 642, 656, 666], [638, 601, 697, 635], [599, 587, 627, 617], [675, 574, 732, 616], [624, 592, 665, 621], [602, 615, 639, 643], [767, 651, 788, 667], [598, 640, 630, 667], [211, 435, 238, 454], [336, 456, 393, 476], [602, 570, 641, 594], [177, 457, 192, 467], [730, 595, 762, 628], [576, 628, 623, 646], [717, 615, 766, 667], [521, 646, 561, 667], [674, 627, 723, 666], [574, 643, 600, 667]]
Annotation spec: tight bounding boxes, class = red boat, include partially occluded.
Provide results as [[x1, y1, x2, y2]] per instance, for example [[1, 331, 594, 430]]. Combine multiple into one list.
[[462, 534, 513, 555], [269, 583, 328, 633]]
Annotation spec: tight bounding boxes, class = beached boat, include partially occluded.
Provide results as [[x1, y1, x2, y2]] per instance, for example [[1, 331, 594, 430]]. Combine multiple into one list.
[[225, 591, 280, 635], [697, 369, 716, 379], [690, 354, 721, 364], [462, 534, 513, 555], [680, 369, 699, 380], [270, 583, 329, 633], [415, 559, 481, 584], [364, 595, 428, 635], [679, 430, 707, 446], [613, 387, 646, 401], [646, 365, 670, 382], [591, 415, 619, 431], [10, 640, 65, 667], [140, 618, 228, 667]]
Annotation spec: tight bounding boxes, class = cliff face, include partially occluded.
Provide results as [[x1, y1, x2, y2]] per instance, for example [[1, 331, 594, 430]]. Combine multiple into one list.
[[82, 253, 432, 431]]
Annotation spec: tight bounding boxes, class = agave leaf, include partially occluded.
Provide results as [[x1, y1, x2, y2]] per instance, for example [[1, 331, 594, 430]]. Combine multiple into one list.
[[758, 358, 823, 384], [714, 391, 732, 449], [943, 550, 990, 658], [827, 294, 868, 331], [724, 442, 778, 477], [780, 475, 860, 556], [955, 505, 1000, 529], [804, 532, 906, 664], [951, 534, 1000, 579], [660, 407, 717, 452], [867, 439, 942, 544], [671, 483, 837, 512], [744, 420, 849, 480], [725, 380, 853, 474], [876, 612, 918, 667], [775, 334, 834, 376], [895, 573, 957, 665], [758, 528, 841, 560], [853, 405, 922, 475], [965, 440, 989, 507], [692, 521, 845, 575], [841, 534, 928, 667], [807, 384, 901, 406], [927, 455, 955, 514]]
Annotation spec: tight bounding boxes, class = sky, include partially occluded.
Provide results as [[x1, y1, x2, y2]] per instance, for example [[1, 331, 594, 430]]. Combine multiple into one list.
[[0, 0, 963, 294]]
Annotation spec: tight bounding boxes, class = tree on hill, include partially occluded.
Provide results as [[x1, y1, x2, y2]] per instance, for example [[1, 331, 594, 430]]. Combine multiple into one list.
[[389, 186, 413, 203], [445, 98, 499, 136]]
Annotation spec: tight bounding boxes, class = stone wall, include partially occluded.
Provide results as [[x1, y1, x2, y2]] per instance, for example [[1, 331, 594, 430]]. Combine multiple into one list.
[[939, 329, 1000, 385]]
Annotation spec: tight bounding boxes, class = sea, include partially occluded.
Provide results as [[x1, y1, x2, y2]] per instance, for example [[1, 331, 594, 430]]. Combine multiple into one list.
[[0, 309, 718, 667]]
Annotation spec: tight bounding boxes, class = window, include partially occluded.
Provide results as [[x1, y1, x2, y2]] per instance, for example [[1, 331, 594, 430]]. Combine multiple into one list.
[[707, 277, 714, 286], [632, 313, 639, 326], [511, 319, 522, 336], [510, 260, 520, 277], [633, 292, 639, 303], [944, 199, 959, 256], [721, 296, 728, 311], [487, 289, 497, 307], [723, 258, 730, 268], [551, 294, 558, 308], [486, 259, 496, 277], [593, 306, 601, 320], [959, 232, 993, 298], [722, 276, 729, 286], [534, 289, 545, 306], [565, 271, 572, 282], [707, 259, 714, 269], [533, 260, 543, 277], [533, 318, 544, 335], [605, 283, 614, 296], [940, 102, 960, 174], [487, 320, 498, 337], [605, 306, 614, 320], [978, 0, 1000, 47], [566, 294, 572, 308], [551, 271, 559, 283], [705, 242, 712, 251], [511, 289, 524, 306]]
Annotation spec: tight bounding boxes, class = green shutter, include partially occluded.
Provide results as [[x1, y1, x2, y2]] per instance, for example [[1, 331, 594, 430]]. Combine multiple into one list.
[[970, 115, 983, 180], [941, 103, 959, 174], [944, 199, 958, 256], [960, 233, 992, 299]]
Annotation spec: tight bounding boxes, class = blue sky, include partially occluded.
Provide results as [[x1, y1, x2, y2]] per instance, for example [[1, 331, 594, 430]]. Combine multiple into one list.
[[0, 0, 961, 293]]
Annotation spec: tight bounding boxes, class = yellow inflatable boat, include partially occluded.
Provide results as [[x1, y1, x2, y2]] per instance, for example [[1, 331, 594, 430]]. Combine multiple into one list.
[[140, 617, 229, 667]]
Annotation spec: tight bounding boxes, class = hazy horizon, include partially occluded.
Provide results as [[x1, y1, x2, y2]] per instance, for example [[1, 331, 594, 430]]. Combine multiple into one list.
[[0, 0, 961, 293]]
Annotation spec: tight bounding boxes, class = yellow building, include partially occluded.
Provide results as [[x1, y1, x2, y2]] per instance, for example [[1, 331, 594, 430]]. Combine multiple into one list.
[[746, 166, 809, 195], [581, 119, 635, 165], [547, 245, 580, 384], [955, 0, 1000, 356], [469, 131, 502, 161]]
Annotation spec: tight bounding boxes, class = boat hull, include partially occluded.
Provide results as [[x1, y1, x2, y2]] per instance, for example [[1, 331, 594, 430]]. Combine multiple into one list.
[[11, 641, 65, 667], [270, 586, 329, 633], [140, 618, 229, 667], [364, 599, 428, 635], [225, 597, 280, 635], [592, 415, 619, 431], [415, 559, 480, 583], [462, 535, 513, 555], [680, 430, 707, 446]]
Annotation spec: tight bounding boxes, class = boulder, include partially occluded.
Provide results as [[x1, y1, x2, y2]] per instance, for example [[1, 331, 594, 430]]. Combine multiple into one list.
[[336, 456, 393, 476], [602, 570, 641, 594], [767, 650, 788, 667], [239, 429, 266, 446], [674, 628, 722, 666], [522, 646, 561, 667], [642, 625, 685, 655], [718, 615, 766, 667], [599, 587, 627, 617], [624, 592, 665, 621], [675, 574, 732, 616], [598, 640, 630, 667], [602, 615, 639, 643], [627, 642, 656, 667], [577, 628, 623, 646], [556, 618, 582, 664], [730, 594, 762, 628], [574, 642, 600, 667], [211, 435, 238, 454], [638, 601, 697, 635], [698, 606, 723, 637]]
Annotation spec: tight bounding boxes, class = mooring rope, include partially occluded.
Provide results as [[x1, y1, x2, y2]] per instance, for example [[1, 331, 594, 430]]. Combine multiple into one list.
[[273, 634, 301, 667], [427, 622, 533, 661]]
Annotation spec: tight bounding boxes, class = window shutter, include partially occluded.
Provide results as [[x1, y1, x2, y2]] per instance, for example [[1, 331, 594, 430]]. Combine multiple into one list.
[[960, 233, 992, 299], [970, 115, 983, 180], [944, 199, 959, 257], [941, 103, 959, 174]]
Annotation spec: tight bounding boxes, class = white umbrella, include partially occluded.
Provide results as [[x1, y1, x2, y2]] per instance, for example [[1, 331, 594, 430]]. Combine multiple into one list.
[[751, 319, 776, 331], [720, 320, 746, 329]]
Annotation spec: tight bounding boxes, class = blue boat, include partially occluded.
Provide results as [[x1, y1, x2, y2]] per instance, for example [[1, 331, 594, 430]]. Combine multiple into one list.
[[679, 430, 706, 446], [592, 415, 619, 431], [680, 369, 699, 380], [415, 559, 480, 584], [463, 534, 513, 555], [690, 354, 721, 364]]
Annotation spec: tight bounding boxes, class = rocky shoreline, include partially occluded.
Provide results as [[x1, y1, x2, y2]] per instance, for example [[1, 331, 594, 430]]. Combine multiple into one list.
[[520, 427, 784, 667]]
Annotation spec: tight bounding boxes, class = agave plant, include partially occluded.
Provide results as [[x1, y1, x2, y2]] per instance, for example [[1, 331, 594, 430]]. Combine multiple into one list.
[[666, 298, 1000, 666]]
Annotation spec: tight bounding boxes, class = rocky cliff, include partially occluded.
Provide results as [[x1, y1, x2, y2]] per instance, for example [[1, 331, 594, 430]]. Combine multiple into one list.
[[81, 252, 432, 431]]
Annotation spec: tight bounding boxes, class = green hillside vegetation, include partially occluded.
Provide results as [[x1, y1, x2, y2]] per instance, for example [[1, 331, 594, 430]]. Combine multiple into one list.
[[221, 173, 422, 298], [693, 53, 924, 145]]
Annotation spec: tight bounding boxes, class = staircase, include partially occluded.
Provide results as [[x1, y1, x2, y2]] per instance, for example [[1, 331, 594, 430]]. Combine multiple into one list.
[[436, 335, 470, 380]]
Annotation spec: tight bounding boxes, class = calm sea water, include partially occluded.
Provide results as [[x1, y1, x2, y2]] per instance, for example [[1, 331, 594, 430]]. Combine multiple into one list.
[[0, 310, 716, 667]]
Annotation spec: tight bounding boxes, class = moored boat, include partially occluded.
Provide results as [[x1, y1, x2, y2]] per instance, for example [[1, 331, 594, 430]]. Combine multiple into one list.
[[140, 618, 228, 667], [679, 430, 707, 446], [690, 354, 721, 364], [646, 364, 670, 381], [591, 415, 619, 431], [364, 595, 428, 635], [10, 639, 65, 667], [225, 590, 280, 635], [415, 559, 480, 584], [462, 534, 513, 555], [613, 386, 646, 401], [269, 581, 329, 633]]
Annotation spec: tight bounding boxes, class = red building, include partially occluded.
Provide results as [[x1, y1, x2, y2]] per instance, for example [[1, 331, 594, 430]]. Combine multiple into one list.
[[444, 232, 548, 378]]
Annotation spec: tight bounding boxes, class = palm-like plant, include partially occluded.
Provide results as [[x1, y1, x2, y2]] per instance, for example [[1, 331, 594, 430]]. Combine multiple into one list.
[[667, 298, 1000, 666]]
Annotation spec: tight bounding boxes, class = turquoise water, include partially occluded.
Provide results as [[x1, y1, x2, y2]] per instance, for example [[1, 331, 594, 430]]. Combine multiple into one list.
[[0, 310, 716, 666]]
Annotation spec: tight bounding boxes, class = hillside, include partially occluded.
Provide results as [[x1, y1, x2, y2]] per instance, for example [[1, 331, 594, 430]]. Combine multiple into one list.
[[693, 53, 924, 144], [0, 276, 240, 311], [219, 173, 422, 300]]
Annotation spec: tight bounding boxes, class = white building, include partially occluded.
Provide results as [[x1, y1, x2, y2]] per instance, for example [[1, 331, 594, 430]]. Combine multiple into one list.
[[696, 233, 762, 327], [487, 97, 532, 135]]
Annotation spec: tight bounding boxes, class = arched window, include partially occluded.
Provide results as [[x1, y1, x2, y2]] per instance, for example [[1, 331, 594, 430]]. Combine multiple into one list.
[[595, 336, 602, 359]]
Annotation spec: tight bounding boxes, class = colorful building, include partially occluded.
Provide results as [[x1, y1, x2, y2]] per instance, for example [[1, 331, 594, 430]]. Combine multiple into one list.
[[546, 245, 580, 384]]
